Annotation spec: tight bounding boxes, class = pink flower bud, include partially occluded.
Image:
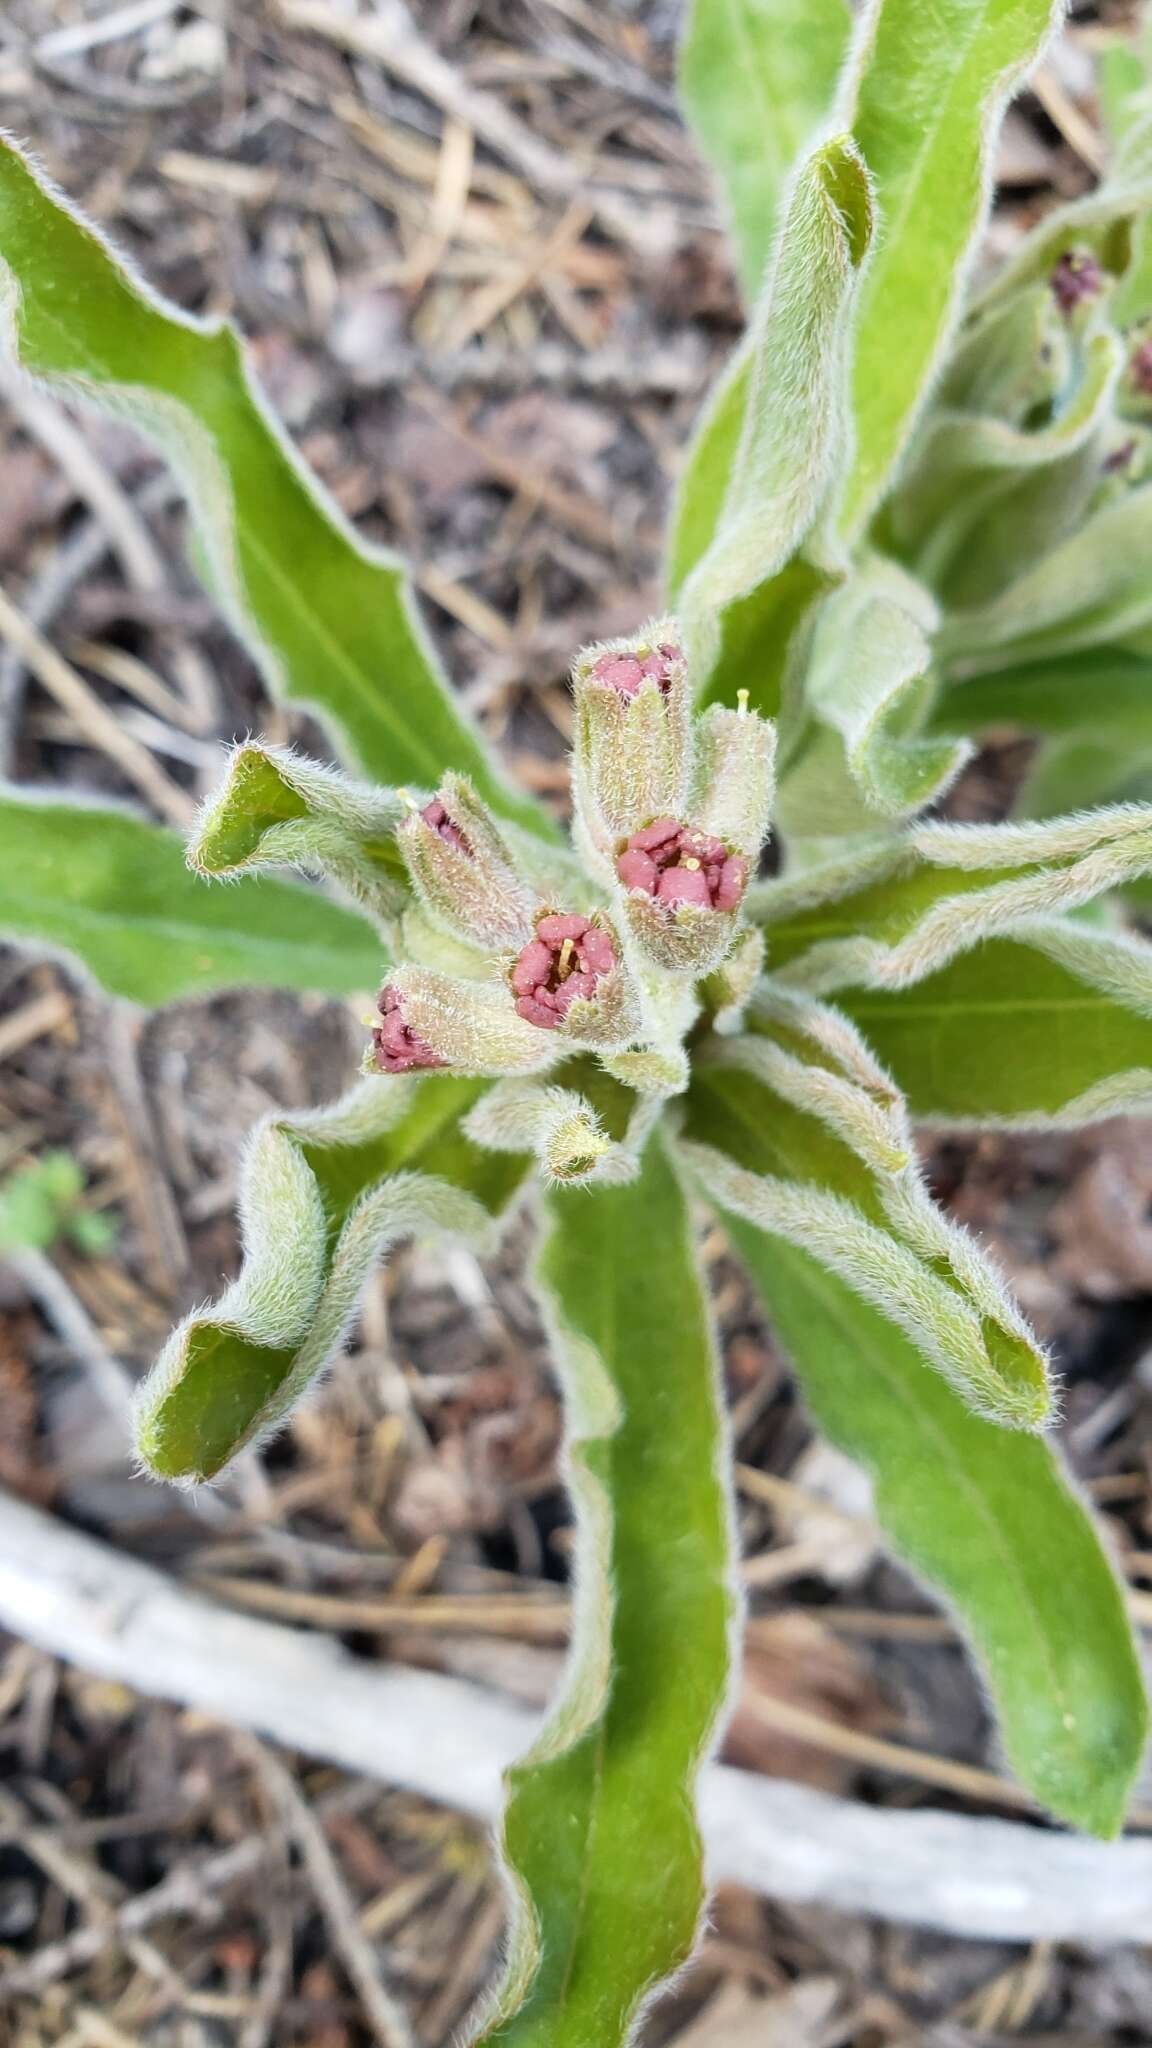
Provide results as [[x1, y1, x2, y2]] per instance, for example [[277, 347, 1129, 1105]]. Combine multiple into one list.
[[398, 773, 537, 952], [616, 820, 749, 916], [1050, 249, 1104, 316], [590, 642, 681, 698], [571, 620, 692, 856], [419, 796, 471, 852], [372, 986, 448, 1074], [510, 912, 619, 1031]]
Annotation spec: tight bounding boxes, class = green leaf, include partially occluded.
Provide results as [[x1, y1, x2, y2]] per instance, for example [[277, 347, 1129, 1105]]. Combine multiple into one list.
[[974, 102, 1152, 316], [838, 0, 1063, 539], [1098, 20, 1152, 323], [0, 131, 552, 841], [679, 0, 850, 300], [665, 349, 751, 601], [683, 1051, 1052, 1428], [190, 741, 409, 925], [940, 486, 1152, 674], [0, 789, 383, 1004], [775, 565, 969, 834], [135, 1076, 527, 1483], [837, 928, 1152, 1124], [678, 133, 874, 712], [716, 1225, 1147, 1835], [475, 1138, 734, 2045], [889, 327, 1125, 609], [933, 650, 1152, 815], [753, 806, 1152, 995]]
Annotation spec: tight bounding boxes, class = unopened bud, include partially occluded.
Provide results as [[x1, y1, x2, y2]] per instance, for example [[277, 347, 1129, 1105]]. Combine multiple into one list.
[[1050, 248, 1104, 317], [368, 966, 555, 1078], [464, 1082, 613, 1184], [688, 702, 776, 861], [571, 619, 692, 859], [372, 986, 448, 1075], [509, 909, 640, 1048], [398, 772, 537, 951]]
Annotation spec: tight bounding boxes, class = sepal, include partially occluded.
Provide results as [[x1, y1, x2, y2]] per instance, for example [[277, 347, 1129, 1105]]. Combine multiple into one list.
[[370, 966, 557, 1078], [571, 622, 692, 859], [397, 772, 538, 950], [687, 702, 777, 858]]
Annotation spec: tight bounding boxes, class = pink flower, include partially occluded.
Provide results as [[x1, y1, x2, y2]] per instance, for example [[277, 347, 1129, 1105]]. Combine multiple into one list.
[[510, 911, 618, 1030], [1050, 249, 1104, 315], [420, 796, 471, 852], [372, 986, 447, 1073], [590, 642, 681, 698], [616, 817, 748, 914]]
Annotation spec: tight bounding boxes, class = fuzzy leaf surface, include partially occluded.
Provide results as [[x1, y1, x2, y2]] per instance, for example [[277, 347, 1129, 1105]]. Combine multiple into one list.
[[716, 1223, 1147, 1836], [476, 1138, 733, 2047], [679, 133, 873, 712], [679, 0, 850, 298], [684, 1056, 1051, 1428], [935, 651, 1152, 814], [775, 567, 968, 835], [839, 0, 1063, 538], [136, 1077, 527, 1482], [940, 487, 1152, 673], [0, 791, 382, 1003], [0, 132, 549, 837], [753, 807, 1152, 994], [830, 929, 1152, 1124]]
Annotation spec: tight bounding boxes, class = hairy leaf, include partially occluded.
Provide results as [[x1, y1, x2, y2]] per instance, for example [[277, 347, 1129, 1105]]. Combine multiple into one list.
[[684, 1051, 1052, 1428], [934, 650, 1152, 815], [890, 327, 1125, 610], [775, 566, 969, 834], [838, 0, 1064, 538], [474, 1138, 734, 2046], [836, 928, 1152, 1125], [752, 805, 1152, 994], [0, 131, 550, 838], [189, 742, 409, 925], [721, 1225, 1147, 1836], [135, 1077, 527, 1482], [940, 486, 1152, 673], [0, 789, 382, 1004], [679, 0, 850, 298], [679, 133, 873, 711]]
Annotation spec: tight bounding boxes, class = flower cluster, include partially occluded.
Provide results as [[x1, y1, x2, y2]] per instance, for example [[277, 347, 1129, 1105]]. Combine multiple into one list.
[[366, 623, 775, 1097]]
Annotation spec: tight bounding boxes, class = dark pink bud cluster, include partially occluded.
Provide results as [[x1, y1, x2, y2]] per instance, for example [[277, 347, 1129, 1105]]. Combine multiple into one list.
[[590, 642, 680, 698], [1051, 249, 1104, 315], [420, 797, 470, 852], [510, 912, 617, 1030], [617, 817, 748, 912], [373, 986, 446, 1074]]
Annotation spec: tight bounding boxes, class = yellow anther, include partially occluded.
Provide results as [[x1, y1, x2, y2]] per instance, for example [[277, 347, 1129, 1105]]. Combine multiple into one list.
[[682, 857, 701, 871], [556, 936, 576, 980], [397, 787, 420, 812], [736, 688, 749, 716]]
